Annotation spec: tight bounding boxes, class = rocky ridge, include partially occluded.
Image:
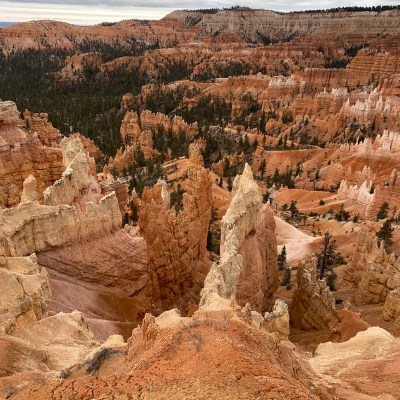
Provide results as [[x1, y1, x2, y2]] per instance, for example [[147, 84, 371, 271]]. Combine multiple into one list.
[[0, 101, 63, 207]]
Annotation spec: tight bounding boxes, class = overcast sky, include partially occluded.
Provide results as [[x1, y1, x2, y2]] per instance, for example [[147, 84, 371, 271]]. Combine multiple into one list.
[[0, 0, 398, 25]]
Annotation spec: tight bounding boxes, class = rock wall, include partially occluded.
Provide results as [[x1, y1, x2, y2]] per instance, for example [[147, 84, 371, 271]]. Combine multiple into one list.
[[0, 253, 50, 335], [139, 145, 212, 310], [383, 287, 400, 322]]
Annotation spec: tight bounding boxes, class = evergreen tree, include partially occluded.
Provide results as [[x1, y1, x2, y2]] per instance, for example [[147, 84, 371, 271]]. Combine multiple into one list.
[[316, 231, 340, 280], [128, 201, 138, 223], [289, 200, 298, 220], [223, 157, 231, 177], [377, 201, 389, 220], [243, 134, 250, 152], [272, 168, 280, 185], [259, 112, 266, 133], [280, 267, 291, 286], [335, 204, 350, 221], [207, 229, 213, 251], [227, 176, 233, 191], [259, 159, 266, 178], [170, 183, 185, 212], [278, 245, 287, 270], [376, 219, 394, 246]]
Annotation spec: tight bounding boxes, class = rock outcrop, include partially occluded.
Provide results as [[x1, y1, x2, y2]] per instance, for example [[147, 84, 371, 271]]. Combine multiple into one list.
[[0, 254, 50, 334], [23, 110, 62, 147], [0, 101, 63, 207], [0, 148, 121, 258], [0, 253, 97, 398], [342, 227, 380, 288], [10, 313, 329, 400], [262, 299, 290, 340], [328, 309, 370, 343], [383, 287, 400, 322], [200, 163, 279, 312], [290, 258, 338, 330], [0, 135, 151, 339], [0, 101, 19, 125], [139, 145, 212, 310], [109, 109, 199, 173], [354, 241, 400, 306], [199, 163, 284, 337], [120, 110, 198, 146], [312, 327, 396, 375]]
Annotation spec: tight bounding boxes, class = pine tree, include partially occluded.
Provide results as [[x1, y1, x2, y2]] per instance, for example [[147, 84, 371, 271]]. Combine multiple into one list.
[[335, 204, 350, 221], [227, 176, 233, 192], [223, 157, 231, 177], [289, 200, 298, 220], [316, 231, 340, 280], [280, 267, 291, 286], [377, 219, 394, 246], [259, 159, 266, 178], [278, 245, 287, 270], [377, 201, 389, 220], [259, 112, 266, 133]]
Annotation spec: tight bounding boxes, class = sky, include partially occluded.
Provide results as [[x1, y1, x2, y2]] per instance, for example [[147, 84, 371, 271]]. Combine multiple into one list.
[[0, 0, 399, 25]]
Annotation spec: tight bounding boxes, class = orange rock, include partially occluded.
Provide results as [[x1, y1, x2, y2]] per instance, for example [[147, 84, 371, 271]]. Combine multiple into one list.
[[139, 145, 212, 311], [0, 101, 63, 207]]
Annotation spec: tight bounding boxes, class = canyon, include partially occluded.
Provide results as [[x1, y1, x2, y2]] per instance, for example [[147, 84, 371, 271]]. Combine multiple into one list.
[[1, 5, 400, 399]]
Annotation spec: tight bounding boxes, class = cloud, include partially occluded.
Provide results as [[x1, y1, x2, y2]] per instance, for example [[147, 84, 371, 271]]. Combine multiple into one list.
[[0, 0, 399, 25]]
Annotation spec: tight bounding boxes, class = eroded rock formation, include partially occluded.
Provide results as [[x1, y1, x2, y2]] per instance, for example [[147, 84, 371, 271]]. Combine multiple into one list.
[[355, 240, 400, 306], [0, 101, 63, 207], [0, 253, 97, 398], [198, 163, 284, 338], [139, 145, 212, 310], [0, 135, 151, 339], [342, 227, 379, 288], [10, 310, 330, 400], [200, 163, 279, 312], [22, 110, 62, 147], [290, 258, 338, 330], [328, 309, 370, 343]]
